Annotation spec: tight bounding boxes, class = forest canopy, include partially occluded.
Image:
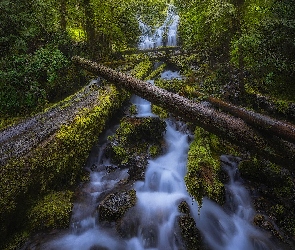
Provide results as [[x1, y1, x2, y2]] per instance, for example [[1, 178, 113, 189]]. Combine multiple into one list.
[[176, 0, 295, 101], [1, 0, 295, 116]]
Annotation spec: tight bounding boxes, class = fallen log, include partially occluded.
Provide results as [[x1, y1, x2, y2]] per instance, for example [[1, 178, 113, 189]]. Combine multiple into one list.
[[188, 91, 295, 144], [72, 56, 295, 168]]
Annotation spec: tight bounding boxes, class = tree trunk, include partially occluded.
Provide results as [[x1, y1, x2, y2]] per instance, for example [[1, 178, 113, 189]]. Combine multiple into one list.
[[83, 0, 97, 58], [60, 0, 67, 32], [72, 56, 295, 169]]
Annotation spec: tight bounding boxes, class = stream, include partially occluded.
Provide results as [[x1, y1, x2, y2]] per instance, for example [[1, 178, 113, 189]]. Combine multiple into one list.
[[31, 5, 277, 250]]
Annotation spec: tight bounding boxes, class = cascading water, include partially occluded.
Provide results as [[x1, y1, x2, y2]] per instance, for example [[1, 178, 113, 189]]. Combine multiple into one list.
[[190, 156, 276, 250], [30, 5, 279, 250], [138, 4, 179, 49]]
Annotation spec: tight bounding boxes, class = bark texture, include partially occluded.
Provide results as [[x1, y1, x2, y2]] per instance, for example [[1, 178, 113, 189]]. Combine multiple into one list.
[[72, 56, 295, 168], [189, 91, 295, 144]]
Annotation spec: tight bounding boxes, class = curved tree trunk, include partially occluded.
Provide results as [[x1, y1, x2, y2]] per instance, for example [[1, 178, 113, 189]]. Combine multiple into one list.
[[72, 56, 295, 169]]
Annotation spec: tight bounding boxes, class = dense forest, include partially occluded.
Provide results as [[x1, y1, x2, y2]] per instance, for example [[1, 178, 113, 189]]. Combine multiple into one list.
[[1, 0, 294, 122], [1, 0, 295, 249]]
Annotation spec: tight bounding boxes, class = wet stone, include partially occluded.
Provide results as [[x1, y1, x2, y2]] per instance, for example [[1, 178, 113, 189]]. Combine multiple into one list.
[[116, 207, 140, 238], [127, 155, 148, 181], [89, 245, 109, 250], [178, 201, 204, 250], [140, 223, 159, 248], [98, 189, 137, 222]]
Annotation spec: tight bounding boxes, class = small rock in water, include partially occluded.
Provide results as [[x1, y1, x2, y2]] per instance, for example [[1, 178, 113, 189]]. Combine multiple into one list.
[[89, 245, 109, 250], [98, 189, 137, 222]]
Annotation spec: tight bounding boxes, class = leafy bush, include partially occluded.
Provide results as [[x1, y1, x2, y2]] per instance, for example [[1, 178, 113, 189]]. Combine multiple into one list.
[[0, 46, 72, 115]]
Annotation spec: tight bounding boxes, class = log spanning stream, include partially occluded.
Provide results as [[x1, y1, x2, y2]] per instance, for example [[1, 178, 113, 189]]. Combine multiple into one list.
[[35, 5, 278, 250], [40, 93, 274, 250]]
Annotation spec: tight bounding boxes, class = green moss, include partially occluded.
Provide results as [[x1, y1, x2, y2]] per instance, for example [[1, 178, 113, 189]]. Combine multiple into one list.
[[0, 85, 127, 249], [274, 99, 290, 114], [0, 115, 26, 131], [108, 117, 166, 166], [149, 144, 163, 158], [131, 60, 153, 79], [2, 231, 30, 250], [28, 191, 74, 231], [239, 159, 294, 200], [129, 104, 138, 116], [145, 62, 166, 80], [185, 127, 226, 206], [239, 158, 295, 237], [178, 201, 204, 250], [151, 104, 169, 119]]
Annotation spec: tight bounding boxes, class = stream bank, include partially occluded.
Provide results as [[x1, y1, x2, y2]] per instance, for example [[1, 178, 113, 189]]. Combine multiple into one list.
[[0, 83, 128, 250]]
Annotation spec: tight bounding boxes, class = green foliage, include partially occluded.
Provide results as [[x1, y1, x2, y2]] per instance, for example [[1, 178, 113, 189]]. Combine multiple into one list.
[[130, 0, 167, 27], [68, 28, 86, 42], [0, 54, 46, 114], [177, 0, 295, 101], [154, 78, 186, 94], [131, 59, 153, 79], [177, 0, 236, 60], [0, 0, 160, 117], [0, 45, 88, 115]]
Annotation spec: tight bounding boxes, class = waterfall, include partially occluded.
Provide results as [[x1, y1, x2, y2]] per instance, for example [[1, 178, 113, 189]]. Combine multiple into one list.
[[190, 156, 275, 250], [31, 5, 279, 250], [138, 4, 179, 49]]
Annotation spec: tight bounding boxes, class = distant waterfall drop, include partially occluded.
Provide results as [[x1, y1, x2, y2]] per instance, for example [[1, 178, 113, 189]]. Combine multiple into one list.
[[138, 5, 179, 49]]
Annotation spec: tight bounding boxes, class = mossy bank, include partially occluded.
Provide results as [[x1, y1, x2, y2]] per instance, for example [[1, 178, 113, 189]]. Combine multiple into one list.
[[0, 84, 128, 250], [185, 126, 295, 248]]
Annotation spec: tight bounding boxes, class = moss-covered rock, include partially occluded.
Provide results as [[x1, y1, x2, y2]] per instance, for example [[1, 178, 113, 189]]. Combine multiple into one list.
[[185, 127, 226, 206], [116, 207, 140, 238], [239, 159, 295, 245], [98, 189, 137, 222], [151, 104, 169, 119], [178, 201, 204, 250], [0, 85, 127, 250], [107, 117, 166, 166]]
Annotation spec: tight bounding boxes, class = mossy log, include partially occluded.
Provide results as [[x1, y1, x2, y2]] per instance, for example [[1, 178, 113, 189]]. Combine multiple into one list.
[[0, 85, 127, 249], [72, 56, 295, 168], [188, 92, 295, 145]]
